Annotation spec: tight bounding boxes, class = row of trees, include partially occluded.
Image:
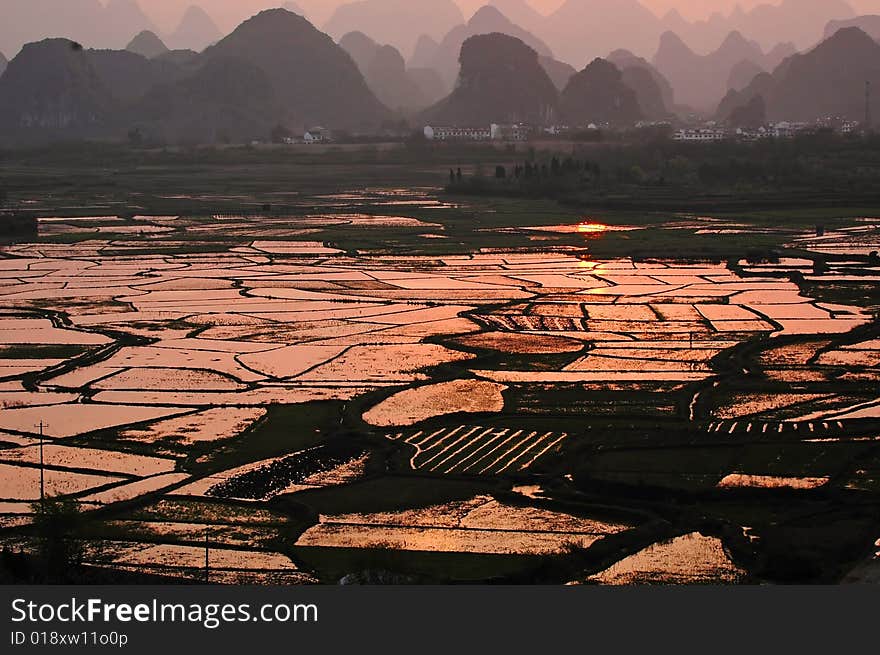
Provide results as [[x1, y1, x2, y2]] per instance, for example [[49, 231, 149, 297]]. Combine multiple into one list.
[[450, 157, 603, 185], [446, 132, 880, 199]]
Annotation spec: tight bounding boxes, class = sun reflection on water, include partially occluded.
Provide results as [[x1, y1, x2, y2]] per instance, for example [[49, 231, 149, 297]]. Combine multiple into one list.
[[576, 222, 609, 234]]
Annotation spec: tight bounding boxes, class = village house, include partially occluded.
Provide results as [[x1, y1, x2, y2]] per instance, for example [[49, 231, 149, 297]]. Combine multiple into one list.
[[735, 126, 770, 141], [490, 123, 532, 141], [768, 121, 813, 139], [673, 128, 729, 142], [839, 120, 860, 134], [304, 127, 330, 144], [543, 125, 570, 136], [423, 125, 492, 141]]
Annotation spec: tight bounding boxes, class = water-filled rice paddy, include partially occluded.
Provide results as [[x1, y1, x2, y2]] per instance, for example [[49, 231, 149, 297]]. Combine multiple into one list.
[[1, 202, 879, 585], [583, 533, 746, 585], [295, 494, 631, 555]]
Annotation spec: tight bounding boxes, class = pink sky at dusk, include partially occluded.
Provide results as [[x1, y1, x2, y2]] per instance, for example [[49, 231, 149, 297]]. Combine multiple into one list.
[[520, 0, 768, 17], [142, 0, 880, 33], [469, 0, 880, 20]]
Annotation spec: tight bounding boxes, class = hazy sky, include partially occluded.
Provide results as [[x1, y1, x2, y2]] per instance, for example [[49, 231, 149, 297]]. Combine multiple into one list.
[[498, 0, 880, 19], [142, 0, 880, 33]]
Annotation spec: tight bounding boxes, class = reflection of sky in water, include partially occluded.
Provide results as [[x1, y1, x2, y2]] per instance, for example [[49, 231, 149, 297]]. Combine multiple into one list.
[[577, 222, 608, 234]]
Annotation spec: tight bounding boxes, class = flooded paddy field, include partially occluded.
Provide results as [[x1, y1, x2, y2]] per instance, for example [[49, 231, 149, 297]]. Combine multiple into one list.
[[1, 188, 879, 585]]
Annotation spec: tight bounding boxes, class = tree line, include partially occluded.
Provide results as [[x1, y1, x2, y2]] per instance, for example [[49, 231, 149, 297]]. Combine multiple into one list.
[[445, 131, 880, 205]]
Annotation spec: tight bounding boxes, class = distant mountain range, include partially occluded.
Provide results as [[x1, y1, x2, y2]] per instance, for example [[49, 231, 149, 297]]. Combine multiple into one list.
[[461, 0, 857, 67], [135, 1, 310, 36], [653, 30, 796, 111], [126, 31, 170, 59], [825, 14, 880, 41], [339, 31, 440, 112], [421, 31, 672, 128], [607, 49, 673, 120], [0, 0, 154, 55], [410, 4, 599, 104], [544, 0, 663, 67], [324, 0, 464, 60], [167, 5, 222, 52], [718, 26, 880, 125], [539, 56, 576, 92], [2, 3, 877, 143], [659, 0, 856, 54], [0, 9, 389, 143], [0, 0, 863, 67], [416, 5, 554, 87], [0, 0, 224, 58]]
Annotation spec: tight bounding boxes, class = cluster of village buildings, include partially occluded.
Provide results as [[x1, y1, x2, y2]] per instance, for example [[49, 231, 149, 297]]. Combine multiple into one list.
[[420, 117, 864, 144], [672, 118, 861, 142], [273, 118, 864, 146], [423, 124, 533, 142]]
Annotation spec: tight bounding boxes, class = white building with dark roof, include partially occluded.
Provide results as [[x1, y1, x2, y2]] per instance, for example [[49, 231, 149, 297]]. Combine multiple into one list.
[[304, 127, 330, 143], [424, 126, 491, 141]]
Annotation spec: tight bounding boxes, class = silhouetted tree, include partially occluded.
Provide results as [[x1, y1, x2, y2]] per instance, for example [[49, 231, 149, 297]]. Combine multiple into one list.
[[31, 497, 86, 583]]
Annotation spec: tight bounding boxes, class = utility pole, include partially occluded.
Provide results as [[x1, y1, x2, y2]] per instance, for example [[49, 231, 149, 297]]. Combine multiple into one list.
[[204, 528, 210, 584], [36, 421, 46, 503], [867, 81, 873, 131]]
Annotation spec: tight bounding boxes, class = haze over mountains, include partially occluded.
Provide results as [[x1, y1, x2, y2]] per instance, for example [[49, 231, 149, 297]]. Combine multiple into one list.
[[0, 0, 224, 57], [718, 26, 880, 123], [126, 31, 170, 59], [418, 5, 555, 87], [607, 50, 675, 114], [657, 0, 856, 53], [422, 33, 559, 125], [0, 1, 866, 64], [653, 30, 796, 110], [0, 2, 878, 144], [167, 5, 223, 51], [825, 14, 880, 40], [200, 10, 387, 127], [474, 0, 858, 64], [0, 9, 387, 143], [325, 0, 465, 59], [422, 33, 673, 128], [1, 0, 156, 55], [607, 50, 674, 119], [339, 31, 443, 111]]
